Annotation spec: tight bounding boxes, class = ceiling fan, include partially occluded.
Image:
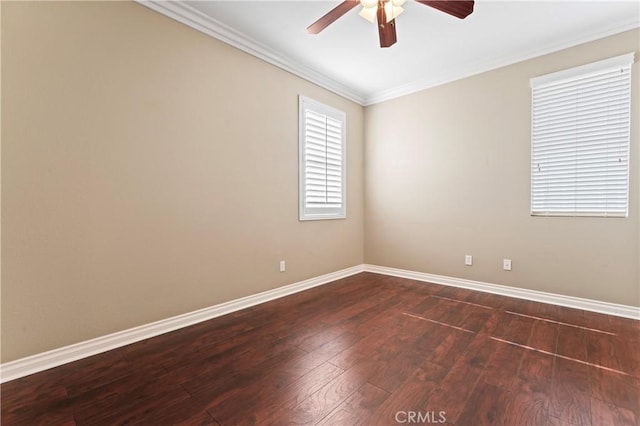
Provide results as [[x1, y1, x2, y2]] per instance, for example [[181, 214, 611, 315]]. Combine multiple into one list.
[[307, 0, 474, 48]]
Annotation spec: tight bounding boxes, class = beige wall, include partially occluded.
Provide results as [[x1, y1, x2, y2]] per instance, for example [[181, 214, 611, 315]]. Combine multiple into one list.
[[2, 2, 638, 364], [1, 1, 365, 362], [365, 29, 640, 307]]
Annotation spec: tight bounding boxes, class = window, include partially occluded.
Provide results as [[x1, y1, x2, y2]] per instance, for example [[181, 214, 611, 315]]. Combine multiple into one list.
[[299, 96, 346, 220], [530, 53, 634, 217]]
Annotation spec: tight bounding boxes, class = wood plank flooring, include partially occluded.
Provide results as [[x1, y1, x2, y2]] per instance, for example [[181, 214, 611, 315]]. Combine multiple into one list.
[[2, 272, 639, 425]]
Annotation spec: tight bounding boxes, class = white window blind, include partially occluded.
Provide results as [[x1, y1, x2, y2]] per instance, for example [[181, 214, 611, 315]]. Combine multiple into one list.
[[530, 53, 634, 217], [299, 96, 346, 220]]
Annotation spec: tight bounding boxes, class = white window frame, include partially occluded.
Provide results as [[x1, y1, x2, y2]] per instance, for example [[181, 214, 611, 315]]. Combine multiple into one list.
[[298, 95, 347, 221], [530, 52, 634, 218]]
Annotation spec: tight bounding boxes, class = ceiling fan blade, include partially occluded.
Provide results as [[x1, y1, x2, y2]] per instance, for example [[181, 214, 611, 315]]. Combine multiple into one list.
[[307, 0, 360, 34], [377, 5, 397, 48], [415, 0, 474, 19]]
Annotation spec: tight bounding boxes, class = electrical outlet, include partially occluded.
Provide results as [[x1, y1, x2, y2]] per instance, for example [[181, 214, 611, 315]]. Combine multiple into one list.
[[279, 260, 286, 272], [503, 259, 512, 271], [465, 255, 473, 266]]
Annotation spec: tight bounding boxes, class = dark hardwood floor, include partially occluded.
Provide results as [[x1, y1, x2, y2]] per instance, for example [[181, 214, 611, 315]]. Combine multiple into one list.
[[2, 272, 639, 425]]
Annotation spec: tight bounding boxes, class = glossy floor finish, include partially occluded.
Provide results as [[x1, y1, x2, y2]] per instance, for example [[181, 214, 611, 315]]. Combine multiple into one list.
[[2, 272, 639, 425]]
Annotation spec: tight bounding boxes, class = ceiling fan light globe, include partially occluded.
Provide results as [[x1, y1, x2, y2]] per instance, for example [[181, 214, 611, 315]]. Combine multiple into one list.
[[383, 1, 392, 21], [360, 0, 378, 8], [391, 0, 406, 6], [359, 6, 377, 23], [383, 2, 403, 22], [392, 5, 404, 19]]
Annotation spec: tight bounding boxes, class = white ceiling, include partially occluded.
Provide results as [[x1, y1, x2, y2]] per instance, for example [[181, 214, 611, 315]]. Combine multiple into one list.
[[140, 1, 640, 105]]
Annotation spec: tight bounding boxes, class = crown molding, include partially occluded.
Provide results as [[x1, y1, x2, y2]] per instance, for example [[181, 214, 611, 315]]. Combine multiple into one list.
[[137, 1, 638, 107], [364, 17, 640, 105], [135, 0, 367, 106]]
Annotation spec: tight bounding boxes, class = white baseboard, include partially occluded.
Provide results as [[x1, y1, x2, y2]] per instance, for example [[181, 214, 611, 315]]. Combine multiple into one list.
[[364, 264, 640, 320], [3, 263, 637, 383], [0, 265, 364, 383]]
